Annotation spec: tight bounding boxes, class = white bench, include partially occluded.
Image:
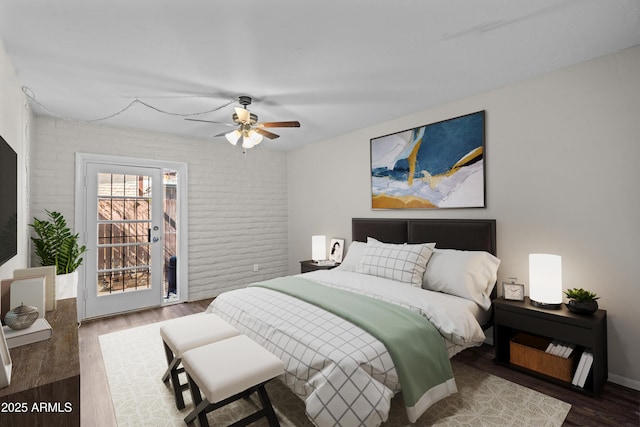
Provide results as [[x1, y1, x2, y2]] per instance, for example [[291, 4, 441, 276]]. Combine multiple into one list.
[[160, 313, 240, 409], [182, 335, 285, 427]]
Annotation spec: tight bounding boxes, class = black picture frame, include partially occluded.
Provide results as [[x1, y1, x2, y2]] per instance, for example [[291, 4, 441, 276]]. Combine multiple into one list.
[[328, 238, 344, 263]]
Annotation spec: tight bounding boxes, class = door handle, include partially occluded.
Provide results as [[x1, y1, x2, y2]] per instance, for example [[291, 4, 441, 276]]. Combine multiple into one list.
[[152, 237, 160, 242]]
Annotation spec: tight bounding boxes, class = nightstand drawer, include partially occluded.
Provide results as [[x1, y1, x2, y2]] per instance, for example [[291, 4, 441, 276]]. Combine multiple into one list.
[[496, 308, 593, 346], [299, 260, 340, 273], [301, 262, 317, 273]]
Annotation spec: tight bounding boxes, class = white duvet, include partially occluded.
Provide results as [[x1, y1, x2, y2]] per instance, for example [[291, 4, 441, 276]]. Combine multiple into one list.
[[207, 270, 487, 426], [303, 270, 488, 346]]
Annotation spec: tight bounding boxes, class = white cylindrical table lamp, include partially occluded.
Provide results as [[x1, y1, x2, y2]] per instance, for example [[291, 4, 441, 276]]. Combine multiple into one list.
[[312, 235, 326, 262], [529, 253, 563, 309]]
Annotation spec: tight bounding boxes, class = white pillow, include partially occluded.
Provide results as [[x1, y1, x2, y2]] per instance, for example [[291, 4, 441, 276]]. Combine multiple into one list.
[[422, 249, 501, 310], [355, 238, 434, 287], [333, 241, 367, 272]]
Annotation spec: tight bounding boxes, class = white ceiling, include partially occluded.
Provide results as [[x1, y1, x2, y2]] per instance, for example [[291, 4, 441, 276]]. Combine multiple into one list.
[[1, 1, 639, 151]]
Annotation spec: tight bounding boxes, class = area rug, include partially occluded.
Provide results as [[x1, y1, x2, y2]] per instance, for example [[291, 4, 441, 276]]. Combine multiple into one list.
[[99, 318, 571, 426]]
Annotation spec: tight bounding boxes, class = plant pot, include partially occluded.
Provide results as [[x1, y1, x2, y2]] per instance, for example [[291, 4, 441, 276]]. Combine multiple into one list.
[[56, 271, 78, 300], [566, 299, 598, 315]]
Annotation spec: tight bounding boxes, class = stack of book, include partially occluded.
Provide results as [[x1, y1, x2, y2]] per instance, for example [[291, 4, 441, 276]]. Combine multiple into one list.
[[2, 318, 52, 349], [572, 349, 594, 388], [544, 339, 576, 358]]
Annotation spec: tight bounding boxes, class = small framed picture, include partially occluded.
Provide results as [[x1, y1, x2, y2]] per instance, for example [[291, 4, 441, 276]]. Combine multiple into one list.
[[329, 238, 345, 263], [502, 281, 525, 301]]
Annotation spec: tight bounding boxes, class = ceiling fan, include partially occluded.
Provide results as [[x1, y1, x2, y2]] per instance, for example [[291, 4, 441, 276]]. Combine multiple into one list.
[[185, 96, 300, 149]]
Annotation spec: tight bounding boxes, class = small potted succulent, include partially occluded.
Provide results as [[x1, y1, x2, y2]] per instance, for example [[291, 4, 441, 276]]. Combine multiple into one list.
[[564, 288, 599, 315]]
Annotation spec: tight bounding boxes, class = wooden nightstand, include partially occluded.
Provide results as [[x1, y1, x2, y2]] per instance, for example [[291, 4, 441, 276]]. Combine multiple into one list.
[[299, 260, 340, 273], [493, 297, 607, 396]]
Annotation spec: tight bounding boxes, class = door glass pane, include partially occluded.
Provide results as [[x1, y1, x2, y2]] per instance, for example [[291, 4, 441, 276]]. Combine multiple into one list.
[[163, 169, 178, 301], [97, 173, 153, 296]]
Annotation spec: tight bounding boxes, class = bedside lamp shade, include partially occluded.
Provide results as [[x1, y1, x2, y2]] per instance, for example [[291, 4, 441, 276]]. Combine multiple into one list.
[[312, 235, 326, 262], [529, 253, 562, 309]]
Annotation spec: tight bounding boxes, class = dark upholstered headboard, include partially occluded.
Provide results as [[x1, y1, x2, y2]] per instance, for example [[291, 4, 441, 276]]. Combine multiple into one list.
[[352, 218, 498, 314], [352, 218, 496, 255]]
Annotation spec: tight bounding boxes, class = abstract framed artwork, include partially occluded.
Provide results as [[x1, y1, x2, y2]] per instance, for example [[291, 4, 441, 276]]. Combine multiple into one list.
[[370, 110, 486, 209]]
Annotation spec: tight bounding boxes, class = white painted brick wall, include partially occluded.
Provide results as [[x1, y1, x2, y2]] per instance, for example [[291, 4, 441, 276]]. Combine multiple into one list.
[[31, 116, 288, 301]]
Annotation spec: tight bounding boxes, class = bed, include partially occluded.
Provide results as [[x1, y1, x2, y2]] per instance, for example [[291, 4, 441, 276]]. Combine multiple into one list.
[[207, 218, 498, 426]]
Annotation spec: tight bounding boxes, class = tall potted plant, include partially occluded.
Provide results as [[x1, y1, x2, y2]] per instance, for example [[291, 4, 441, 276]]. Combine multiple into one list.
[[30, 210, 87, 298]]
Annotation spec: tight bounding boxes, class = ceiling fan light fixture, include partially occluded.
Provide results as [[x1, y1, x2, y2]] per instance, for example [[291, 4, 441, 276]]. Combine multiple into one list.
[[249, 130, 263, 145], [242, 130, 263, 149], [241, 137, 254, 149], [188, 96, 300, 150], [225, 130, 242, 145]]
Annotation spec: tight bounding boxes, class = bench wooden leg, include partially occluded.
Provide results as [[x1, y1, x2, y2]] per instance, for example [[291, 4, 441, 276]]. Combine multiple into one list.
[[162, 341, 186, 410], [257, 384, 280, 427], [183, 379, 280, 427], [185, 373, 210, 427], [162, 341, 180, 382]]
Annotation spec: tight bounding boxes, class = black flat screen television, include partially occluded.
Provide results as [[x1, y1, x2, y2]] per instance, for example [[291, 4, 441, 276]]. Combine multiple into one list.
[[0, 134, 18, 266]]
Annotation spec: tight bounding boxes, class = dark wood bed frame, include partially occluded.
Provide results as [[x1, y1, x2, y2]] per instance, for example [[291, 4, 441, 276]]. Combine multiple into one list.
[[352, 218, 497, 327]]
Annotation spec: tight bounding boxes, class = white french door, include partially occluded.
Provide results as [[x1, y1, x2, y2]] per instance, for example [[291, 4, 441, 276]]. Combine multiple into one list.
[[83, 163, 164, 318]]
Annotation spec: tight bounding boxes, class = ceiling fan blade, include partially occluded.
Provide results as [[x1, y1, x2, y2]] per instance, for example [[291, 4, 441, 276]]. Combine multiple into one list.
[[258, 121, 301, 128], [255, 128, 280, 139], [185, 118, 235, 126], [235, 107, 251, 123], [213, 130, 231, 137]]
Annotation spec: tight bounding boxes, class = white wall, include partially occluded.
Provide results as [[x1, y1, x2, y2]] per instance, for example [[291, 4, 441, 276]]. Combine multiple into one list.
[[0, 40, 31, 281], [287, 46, 640, 388], [31, 118, 288, 301]]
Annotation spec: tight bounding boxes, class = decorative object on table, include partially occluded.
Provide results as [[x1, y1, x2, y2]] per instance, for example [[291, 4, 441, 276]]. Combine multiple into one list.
[[370, 110, 485, 209], [564, 288, 599, 315], [311, 235, 326, 262], [502, 277, 525, 301], [529, 253, 562, 309], [4, 303, 39, 330], [9, 277, 46, 319], [13, 266, 57, 311], [30, 210, 87, 299], [0, 322, 11, 388], [328, 238, 345, 263]]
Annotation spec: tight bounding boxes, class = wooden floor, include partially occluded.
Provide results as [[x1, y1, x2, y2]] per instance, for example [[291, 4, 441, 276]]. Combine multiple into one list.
[[79, 299, 639, 427], [78, 298, 213, 427], [454, 346, 640, 427]]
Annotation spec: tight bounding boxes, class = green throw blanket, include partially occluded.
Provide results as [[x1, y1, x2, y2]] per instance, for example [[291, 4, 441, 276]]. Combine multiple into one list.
[[250, 276, 454, 409]]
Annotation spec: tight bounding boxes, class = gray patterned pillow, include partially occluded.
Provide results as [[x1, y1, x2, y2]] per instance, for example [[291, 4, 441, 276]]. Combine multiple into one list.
[[356, 238, 434, 287]]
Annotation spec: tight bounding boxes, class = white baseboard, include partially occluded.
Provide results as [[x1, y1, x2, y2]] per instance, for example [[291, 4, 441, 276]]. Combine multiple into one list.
[[608, 373, 640, 391]]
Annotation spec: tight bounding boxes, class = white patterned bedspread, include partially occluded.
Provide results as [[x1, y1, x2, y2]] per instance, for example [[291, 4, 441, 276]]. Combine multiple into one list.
[[207, 270, 487, 426]]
